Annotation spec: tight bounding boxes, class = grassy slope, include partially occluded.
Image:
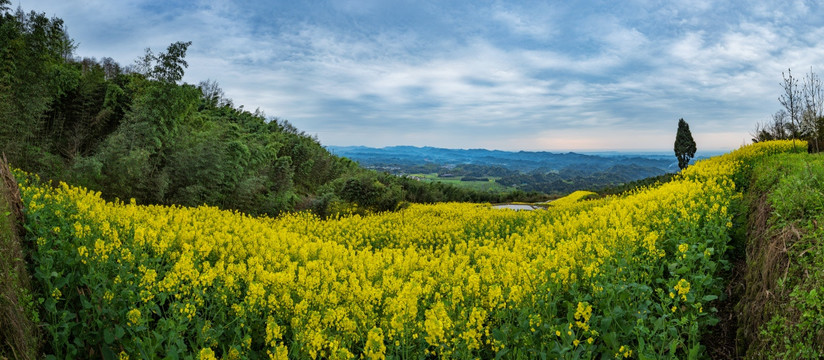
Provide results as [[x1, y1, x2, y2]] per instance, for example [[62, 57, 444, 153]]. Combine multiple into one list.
[[737, 152, 824, 359], [0, 159, 37, 360]]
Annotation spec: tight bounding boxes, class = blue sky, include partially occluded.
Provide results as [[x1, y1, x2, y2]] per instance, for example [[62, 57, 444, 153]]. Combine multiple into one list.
[[21, 0, 824, 151]]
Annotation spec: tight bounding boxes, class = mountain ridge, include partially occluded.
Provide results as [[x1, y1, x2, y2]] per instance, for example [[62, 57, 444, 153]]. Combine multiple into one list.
[[327, 145, 681, 173]]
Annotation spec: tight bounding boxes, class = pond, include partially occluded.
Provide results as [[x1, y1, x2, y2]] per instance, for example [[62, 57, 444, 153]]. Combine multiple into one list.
[[492, 204, 541, 211]]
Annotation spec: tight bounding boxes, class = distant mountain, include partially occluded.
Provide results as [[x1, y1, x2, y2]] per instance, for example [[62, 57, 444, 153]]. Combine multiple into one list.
[[327, 145, 680, 173], [326, 145, 689, 195]]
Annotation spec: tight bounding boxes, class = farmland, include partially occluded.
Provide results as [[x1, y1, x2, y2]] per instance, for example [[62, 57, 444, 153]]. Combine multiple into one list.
[[407, 173, 514, 193], [13, 140, 804, 359]]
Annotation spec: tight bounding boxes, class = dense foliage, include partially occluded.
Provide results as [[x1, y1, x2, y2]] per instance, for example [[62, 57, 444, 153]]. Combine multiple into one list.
[[0, 4, 523, 219], [18, 140, 804, 359], [674, 119, 696, 170]]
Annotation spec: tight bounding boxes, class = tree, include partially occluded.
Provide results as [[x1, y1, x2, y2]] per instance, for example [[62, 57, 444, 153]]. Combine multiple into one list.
[[132, 41, 192, 84], [779, 68, 802, 143], [0, 5, 74, 170], [802, 67, 824, 152], [674, 118, 696, 170], [752, 110, 792, 143], [152, 41, 191, 83], [198, 79, 232, 108]]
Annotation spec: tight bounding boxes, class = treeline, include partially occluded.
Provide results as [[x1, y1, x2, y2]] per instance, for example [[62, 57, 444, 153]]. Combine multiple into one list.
[[0, 3, 525, 217], [752, 67, 824, 152], [497, 164, 669, 196]]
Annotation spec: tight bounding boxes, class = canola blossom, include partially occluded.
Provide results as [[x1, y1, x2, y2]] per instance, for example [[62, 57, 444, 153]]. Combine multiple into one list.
[[20, 140, 804, 359], [548, 191, 597, 207]]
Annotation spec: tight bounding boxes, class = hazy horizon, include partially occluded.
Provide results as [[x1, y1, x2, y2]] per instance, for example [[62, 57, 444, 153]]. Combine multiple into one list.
[[326, 144, 729, 157], [23, 0, 824, 151]]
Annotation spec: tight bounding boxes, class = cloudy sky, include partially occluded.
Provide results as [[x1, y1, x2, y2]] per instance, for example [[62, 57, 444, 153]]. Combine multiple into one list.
[[20, 0, 824, 151]]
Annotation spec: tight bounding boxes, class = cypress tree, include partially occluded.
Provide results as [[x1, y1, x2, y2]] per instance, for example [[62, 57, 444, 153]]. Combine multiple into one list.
[[674, 118, 697, 170]]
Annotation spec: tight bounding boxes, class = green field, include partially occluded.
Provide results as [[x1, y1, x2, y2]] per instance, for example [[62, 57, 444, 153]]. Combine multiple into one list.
[[409, 173, 515, 193]]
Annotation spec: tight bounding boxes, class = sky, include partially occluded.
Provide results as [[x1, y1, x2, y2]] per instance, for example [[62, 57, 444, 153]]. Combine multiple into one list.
[[18, 0, 824, 151]]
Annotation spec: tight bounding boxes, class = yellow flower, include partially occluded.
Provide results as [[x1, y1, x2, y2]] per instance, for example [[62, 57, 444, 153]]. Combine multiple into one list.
[[199, 348, 216, 360], [674, 278, 691, 301], [364, 327, 386, 360], [127, 308, 141, 326], [268, 345, 289, 360], [675, 279, 691, 296], [616, 345, 633, 358], [574, 301, 593, 330], [14, 139, 802, 360]]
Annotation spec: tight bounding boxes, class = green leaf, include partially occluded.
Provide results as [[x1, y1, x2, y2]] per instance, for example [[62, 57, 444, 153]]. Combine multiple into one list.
[[669, 338, 679, 354], [43, 297, 56, 313], [702, 295, 718, 302], [103, 328, 115, 344], [101, 345, 116, 360], [688, 343, 704, 360], [164, 345, 179, 360]]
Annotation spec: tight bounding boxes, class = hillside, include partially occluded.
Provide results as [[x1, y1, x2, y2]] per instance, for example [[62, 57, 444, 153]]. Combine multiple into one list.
[[0, 5, 539, 219], [328, 146, 683, 195], [7, 4, 824, 360], [734, 151, 824, 358], [3, 140, 806, 359], [0, 156, 36, 359]]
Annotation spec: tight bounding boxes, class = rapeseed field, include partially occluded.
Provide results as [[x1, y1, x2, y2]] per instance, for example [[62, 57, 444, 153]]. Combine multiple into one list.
[[20, 140, 803, 359]]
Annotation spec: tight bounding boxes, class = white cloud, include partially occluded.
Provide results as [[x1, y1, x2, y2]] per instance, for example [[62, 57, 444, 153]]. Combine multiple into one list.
[[15, 0, 824, 151], [491, 5, 556, 39]]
